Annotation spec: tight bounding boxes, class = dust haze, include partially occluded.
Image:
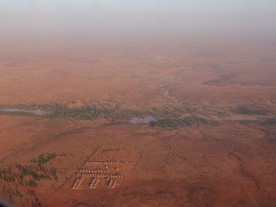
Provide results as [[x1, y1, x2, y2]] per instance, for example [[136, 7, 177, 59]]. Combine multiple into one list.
[[1, 0, 276, 42], [0, 1, 275, 207]]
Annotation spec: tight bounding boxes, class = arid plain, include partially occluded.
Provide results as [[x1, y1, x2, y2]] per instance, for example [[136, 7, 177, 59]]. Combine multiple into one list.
[[0, 39, 275, 207]]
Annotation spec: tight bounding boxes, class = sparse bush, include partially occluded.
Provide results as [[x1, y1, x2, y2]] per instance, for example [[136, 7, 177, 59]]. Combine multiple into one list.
[[25, 179, 38, 187], [0, 168, 15, 182], [31, 153, 56, 165]]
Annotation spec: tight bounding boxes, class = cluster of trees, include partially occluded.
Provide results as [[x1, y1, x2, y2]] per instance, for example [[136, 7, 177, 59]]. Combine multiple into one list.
[[16, 164, 51, 183], [30, 153, 56, 165], [0, 103, 145, 122], [49, 104, 143, 122], [0, 153, 58, 189], [50, 104, 108, 120], [1, 104, 230, 128], [0, 168, 15, 182]]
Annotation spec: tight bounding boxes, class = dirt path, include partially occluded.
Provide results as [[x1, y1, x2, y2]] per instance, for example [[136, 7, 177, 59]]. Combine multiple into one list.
[[159, 65, 198, 105], [0, 121, 90, 163]]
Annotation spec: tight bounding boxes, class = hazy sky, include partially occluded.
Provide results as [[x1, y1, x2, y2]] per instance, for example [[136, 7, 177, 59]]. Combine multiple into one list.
[[0, 0, 276, 42]]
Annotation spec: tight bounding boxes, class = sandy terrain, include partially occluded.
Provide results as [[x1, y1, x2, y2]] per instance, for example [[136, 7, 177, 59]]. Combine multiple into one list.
[[0, 40, 275, 207]]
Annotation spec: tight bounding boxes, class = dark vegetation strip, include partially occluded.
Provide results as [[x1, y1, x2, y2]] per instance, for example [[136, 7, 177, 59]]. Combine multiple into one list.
[[0, 104, 144, 123], [150, 116, 219, 129], [240, 118, 276, 126], [232, 105, 271, 116], [5, 104, 267, 128], [30, 153, 56, 165], [0, 104, 217, 120], [262, 118, 276, 125], [0, 104, 220, 127]]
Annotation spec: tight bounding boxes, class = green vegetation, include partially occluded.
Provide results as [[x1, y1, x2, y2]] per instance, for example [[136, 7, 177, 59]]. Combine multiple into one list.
[[262, 118, 276, 126], [150, 116, 219, 129], [0, 153, 58, 188], [232, 105, 270, 116], [239, 120, 259, 125], [24, 179, 38, 187], [0, 104, 144, 122], [49, 104, 144, 122], [0, 168, 15, 182], [0, 103, 228, 129], [16, 164, 51, 182], [240, 118, 276, 126], [0, 153, 60, 204], [30, 153, 56, 165], [8, 103, 274, 129], [50, 104, 108, 120]]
